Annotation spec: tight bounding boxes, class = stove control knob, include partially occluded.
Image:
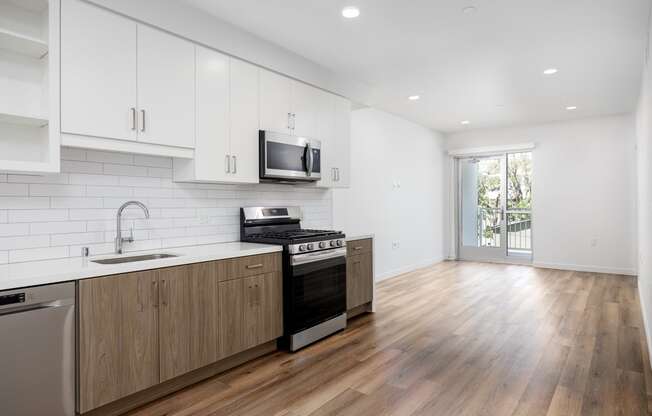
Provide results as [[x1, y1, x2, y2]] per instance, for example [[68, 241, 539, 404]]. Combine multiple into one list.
[[307, 243, 314, 251], [298, 244, 307, 252], [330, 240, 336, 247], [336, 240, 343, 247], [319, 241, 326, 249]]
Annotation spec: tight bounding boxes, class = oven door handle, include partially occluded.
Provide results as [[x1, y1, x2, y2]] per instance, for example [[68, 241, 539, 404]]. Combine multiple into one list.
[[291, 247, 346, 266]]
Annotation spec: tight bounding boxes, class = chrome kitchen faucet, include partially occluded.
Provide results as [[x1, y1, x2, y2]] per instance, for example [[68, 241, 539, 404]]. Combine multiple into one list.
[[115, 201, 150, 254]]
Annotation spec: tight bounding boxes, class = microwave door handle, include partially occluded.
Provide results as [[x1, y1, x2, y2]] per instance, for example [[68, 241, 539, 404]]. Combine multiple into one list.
[[306, 143, 313, 176]]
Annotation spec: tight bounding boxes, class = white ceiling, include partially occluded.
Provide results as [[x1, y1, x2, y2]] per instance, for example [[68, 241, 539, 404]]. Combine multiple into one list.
[[180, 0, 650, 133]]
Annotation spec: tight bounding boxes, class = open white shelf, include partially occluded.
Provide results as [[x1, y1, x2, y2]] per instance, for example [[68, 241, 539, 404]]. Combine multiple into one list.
[[0, 0, 59, 174], [0, 27, 47, 58], [0, 110, 48, 127]]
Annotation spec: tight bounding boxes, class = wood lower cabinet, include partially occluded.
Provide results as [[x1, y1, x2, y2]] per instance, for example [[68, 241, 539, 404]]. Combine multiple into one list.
[[159, 262, 219, 382], [346, 239, 374, 310], [78, 270, 159, 413], [78, 252, 282, 413], [220, 270, 283, 358]]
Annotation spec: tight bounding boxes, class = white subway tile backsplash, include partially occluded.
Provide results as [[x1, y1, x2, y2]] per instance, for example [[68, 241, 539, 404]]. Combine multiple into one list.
[[50, 232, 105, 247], [0, 235, 50, 250], [87, 150, 134, 165], [104, 163, 148, 177], [61, 160, 103, 174], [135, 155, 172, 168], [0, 223, 29, 237], [0, 197, 50, 209], [8, 209, 69, 223], [0, 151, 331, 264], [60, 147, 87, 161], [8, 174, 70, 184], [30, 221, 86, 234], [9, 246, 69, 263], [29, 184, 85, 197], [0, 183, 28, 196], [69, 174, 120, 186], [51, 197, 103, 209]]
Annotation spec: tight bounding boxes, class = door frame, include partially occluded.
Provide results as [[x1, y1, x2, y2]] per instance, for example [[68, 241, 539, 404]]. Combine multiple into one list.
[[454, 151, 534, 264]]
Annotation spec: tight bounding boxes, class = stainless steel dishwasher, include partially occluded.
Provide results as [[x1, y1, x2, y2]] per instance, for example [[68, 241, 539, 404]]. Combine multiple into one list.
[[0, 282, 75, 416]]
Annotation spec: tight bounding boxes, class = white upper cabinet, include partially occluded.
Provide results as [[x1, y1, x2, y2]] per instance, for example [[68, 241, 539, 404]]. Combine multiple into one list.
[[174, 52, 259, 184], [259, 69, 292, 134], [137, 25, 195, 149], [291, 81, 321, 138], [60, 0, 194, 157], [229, 58, 260, 183], [175, 46, 229, 182], [331, 96, 351, 188], [61, 0, 137, 141]]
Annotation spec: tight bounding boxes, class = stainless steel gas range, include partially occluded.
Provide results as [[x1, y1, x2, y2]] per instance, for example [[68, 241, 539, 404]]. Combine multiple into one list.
[[240, 206, 347, 351]]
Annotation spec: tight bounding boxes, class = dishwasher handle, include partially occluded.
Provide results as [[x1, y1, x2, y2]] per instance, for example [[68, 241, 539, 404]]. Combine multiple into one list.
[[0, 299, 75, 316]]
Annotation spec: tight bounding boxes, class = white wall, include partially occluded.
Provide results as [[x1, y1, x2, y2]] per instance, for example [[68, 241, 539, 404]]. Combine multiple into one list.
[[635, 17, 652, 362], [446, 114, 637, 275], [0, 148, 331, 265], [332, 108, 447, 281]]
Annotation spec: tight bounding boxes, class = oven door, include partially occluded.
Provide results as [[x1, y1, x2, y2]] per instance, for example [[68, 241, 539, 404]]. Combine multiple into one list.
[[259, 130, 321, 181], [288, 248, 346, 333]]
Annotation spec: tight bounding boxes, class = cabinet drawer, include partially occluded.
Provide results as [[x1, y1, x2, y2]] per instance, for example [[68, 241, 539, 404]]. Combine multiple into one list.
[[347, 238, 372, 256], [218, 252, 281, 281]]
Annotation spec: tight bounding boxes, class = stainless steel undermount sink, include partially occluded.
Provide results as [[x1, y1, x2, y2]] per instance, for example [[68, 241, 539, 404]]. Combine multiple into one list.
[[91, 253, 178, 265]]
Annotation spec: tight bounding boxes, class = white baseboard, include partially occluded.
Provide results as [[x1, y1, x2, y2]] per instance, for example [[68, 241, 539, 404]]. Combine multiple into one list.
[[375, 257, 444, 282], [532, 261, 637, 276]]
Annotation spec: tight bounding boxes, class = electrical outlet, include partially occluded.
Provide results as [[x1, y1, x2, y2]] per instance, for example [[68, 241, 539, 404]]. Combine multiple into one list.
[[392, 241, 400, 249], [590, 238, 598, 247]]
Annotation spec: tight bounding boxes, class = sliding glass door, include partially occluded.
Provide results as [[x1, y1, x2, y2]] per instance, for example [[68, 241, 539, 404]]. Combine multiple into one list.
[[458, 152, 532, 262]]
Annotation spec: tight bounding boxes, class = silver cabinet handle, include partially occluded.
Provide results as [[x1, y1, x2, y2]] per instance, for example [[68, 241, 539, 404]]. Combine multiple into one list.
[[287, 112, 292, 130], [332, 168, 336, 181], [292, 113, 296, 130], [246, 263, 263, 269], [225, 154, 231, 173], [232, 155, 237, 174], [140, 109, 146, 132], [337, 168, 340, 182], [130, 108, 137, 130]]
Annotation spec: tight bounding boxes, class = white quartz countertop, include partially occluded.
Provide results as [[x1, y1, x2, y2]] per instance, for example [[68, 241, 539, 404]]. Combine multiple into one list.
[[345, 234, 374, 241], [0, 242, 282, 291]]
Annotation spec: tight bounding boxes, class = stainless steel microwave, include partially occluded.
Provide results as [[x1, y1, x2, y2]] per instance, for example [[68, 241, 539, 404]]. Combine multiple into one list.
[[259, 130, 321, 182]]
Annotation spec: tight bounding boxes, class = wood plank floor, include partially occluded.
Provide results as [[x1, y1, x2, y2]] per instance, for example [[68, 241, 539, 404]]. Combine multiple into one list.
[[128, 261, 652, 416]]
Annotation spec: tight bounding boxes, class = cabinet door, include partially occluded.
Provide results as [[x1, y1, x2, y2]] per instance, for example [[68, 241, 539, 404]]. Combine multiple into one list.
[[159, 262, 219, 382], [194, 46, 230, 181], [259, 69, 292, 134], [316, 93, 335, 188], [291, 81, 322, 138], [61, 0, 137, 141], [219, 278, 245, 357], [137, 25, 195, 148], [78, 271, 159, 413], [259, 272, 283, 344], [229, 58, 260, 183], [243, 275, 262, 350], [331, 96, 352, 188], [346, 252, 373, 310]]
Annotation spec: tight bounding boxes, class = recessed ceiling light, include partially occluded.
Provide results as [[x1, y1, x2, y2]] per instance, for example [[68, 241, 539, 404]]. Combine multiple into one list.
[[543, 68, 558, 75], [462, 6, 477, 14], [342, 6, 360, 18], [461, 120, 471, 125], [408, 95, 420, 101], [566, 106, 577, 110]]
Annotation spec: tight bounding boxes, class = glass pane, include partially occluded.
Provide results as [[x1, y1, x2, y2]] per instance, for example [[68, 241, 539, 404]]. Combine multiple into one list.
[[507, 152, 532, 255], [507, 152, 532, 210], [507, 212, 532, 253], [461, 158, 502, 248]]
